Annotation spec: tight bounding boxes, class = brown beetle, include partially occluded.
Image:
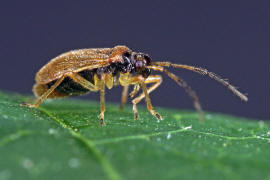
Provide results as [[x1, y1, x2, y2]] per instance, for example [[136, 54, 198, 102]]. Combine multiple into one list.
[[22, 45, 248, 125]]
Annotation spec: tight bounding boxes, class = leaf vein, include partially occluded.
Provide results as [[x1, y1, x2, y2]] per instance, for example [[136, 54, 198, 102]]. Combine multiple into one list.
[[0, 130, 34, 147], [94, 128, 270, 145], [38, 107, 123, 180]]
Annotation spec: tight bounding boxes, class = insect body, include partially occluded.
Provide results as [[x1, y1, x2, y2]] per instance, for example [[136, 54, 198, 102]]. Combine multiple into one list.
[[22, 45, 248, 125]]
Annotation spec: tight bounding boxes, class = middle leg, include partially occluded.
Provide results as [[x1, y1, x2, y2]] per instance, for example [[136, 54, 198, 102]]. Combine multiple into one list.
[[99, 75, 106, 125], [120, 85, 129, 110]]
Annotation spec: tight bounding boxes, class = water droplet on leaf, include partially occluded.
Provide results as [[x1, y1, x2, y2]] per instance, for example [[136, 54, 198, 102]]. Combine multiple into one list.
[[68, 158, 80, 168], [167, 133, 172, 140], [22, 158, 34, 170]]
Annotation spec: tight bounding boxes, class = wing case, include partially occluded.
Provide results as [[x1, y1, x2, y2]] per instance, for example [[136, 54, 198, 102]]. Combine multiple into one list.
[[35, 46, 130, 84]]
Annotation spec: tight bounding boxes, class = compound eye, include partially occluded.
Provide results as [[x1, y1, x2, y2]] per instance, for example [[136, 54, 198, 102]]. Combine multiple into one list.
[[142, 68, 151, 78], [144, 55, 152, 65]]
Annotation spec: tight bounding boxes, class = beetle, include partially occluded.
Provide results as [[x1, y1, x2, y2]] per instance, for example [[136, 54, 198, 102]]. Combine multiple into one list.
[[22, 45, 248, 125]]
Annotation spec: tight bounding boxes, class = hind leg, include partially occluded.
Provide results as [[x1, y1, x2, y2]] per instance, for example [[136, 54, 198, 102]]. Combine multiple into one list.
[[21, 76, 66, 108], [68, 73, 98, 91], [99, 75, 106, 125]]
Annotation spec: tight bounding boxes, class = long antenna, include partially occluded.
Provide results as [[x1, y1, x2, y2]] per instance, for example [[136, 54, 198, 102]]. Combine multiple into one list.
[[152, 62, 248, 102]]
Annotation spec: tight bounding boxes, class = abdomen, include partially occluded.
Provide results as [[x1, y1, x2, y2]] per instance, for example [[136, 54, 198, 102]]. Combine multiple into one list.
[[33, 69, 96, 98]]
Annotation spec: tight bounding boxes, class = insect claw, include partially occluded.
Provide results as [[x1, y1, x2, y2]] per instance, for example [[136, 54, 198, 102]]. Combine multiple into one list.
[[155, 113, 163, 120], [100, 118, 106, 126], [20, 102, 27, 106], [20, 102, 37, 108], [134, 112, 139, 120]]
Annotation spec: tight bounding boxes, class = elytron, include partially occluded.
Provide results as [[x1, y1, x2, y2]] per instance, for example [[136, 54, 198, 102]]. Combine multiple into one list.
[[22, 45, 248, 125]]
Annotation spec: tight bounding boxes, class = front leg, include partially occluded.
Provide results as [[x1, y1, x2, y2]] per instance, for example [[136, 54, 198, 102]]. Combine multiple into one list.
[[99, 75, 106, 125], [129, 75, 163, 120]]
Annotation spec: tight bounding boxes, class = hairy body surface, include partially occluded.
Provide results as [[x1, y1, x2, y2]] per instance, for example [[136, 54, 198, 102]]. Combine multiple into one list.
[[22, 45, 248, 125]]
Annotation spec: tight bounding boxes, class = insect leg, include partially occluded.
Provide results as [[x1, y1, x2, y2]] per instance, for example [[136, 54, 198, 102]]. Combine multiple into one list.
[[141, 81, 162, 120], [68, 73, 98, 91], [131, 75, 163, 120], [99, 75, 106, 125], [120, 85, 129, 110], [21, 76, 66, 108], [148, 66, 204, 121], [129, 84, 140, 98]]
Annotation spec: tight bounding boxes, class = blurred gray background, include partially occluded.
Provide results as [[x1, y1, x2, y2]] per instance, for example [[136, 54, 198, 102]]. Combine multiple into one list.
[[0, 1, 269, 120]]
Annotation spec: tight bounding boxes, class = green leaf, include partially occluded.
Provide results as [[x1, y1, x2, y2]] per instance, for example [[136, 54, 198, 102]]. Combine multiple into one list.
[[0, 91, 269, 180]]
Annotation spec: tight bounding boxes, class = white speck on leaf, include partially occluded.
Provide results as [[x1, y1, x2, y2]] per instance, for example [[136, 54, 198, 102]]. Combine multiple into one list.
[[48, 128, 57, 135], [0, 170, 11, 180], [22, 158, 34, 170], [183, 125, 192, 130], [167, 133, 171, 140], [157, 137, 161, 142], [68, 158, 80, 168], [206, 114, 212, 119]]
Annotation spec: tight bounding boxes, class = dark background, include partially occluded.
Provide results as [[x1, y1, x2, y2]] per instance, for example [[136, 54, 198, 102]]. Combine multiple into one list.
[[0, 1, 269, 120]]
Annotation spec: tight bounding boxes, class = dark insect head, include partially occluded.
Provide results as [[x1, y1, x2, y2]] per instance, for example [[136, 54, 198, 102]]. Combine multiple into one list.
[[121, 51, 152, 78]]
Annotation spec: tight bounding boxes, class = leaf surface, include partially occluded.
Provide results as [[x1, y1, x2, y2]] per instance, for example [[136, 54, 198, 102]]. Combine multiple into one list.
[[0, 91, 269, 180]]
